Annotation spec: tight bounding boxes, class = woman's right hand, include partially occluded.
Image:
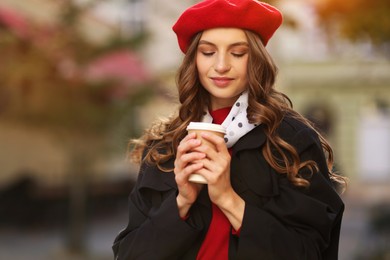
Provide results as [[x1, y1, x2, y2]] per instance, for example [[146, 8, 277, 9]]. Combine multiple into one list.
[[174, 132, 205, 217]]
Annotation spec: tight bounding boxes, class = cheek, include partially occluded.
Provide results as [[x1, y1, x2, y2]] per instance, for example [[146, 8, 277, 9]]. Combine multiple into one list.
[[237, 59, 248, 78], [196, 58, 209, 77]]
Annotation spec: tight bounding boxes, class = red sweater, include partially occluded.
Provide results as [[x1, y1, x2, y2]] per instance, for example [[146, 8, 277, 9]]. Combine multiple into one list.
[[196, 107, 240, 260]]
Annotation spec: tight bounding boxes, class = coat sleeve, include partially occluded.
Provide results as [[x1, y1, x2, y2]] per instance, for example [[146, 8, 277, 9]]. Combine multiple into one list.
[[233, 128, 344, 260], [112, 161, 202, 260]]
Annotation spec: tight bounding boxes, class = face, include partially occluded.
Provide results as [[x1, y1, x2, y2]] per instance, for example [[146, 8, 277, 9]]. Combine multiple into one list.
[[196, 28, 249, 110]]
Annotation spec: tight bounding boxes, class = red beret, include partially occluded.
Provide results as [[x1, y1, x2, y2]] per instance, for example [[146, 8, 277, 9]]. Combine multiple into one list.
[[172, 0, 283, 53]]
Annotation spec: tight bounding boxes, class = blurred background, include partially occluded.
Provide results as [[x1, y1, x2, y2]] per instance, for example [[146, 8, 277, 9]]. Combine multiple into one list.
[[0, 0, 389, 259]]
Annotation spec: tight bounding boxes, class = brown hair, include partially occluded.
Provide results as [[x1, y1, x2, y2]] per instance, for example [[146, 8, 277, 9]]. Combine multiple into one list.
[[129, 30, 346, 189]]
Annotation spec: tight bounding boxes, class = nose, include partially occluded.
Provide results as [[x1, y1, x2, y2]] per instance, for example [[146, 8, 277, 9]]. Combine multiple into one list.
[[214, 53, 231, 73]]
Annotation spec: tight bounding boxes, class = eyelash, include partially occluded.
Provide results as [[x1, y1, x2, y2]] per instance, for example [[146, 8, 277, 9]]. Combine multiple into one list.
[[202, 52, 214, 56], [201, 52, 247, 58], [232, 53, 246, 58]]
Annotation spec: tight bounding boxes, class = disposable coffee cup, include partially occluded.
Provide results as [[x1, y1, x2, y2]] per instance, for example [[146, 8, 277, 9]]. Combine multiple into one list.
[[186, 122, 226, 184]]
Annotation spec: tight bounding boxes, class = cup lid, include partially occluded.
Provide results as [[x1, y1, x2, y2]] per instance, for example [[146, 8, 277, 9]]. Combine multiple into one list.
[[186, 122, 226, 134]]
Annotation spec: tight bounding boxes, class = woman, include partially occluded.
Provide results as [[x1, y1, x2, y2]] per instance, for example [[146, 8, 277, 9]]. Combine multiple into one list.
[[113, 0, 346, 259]]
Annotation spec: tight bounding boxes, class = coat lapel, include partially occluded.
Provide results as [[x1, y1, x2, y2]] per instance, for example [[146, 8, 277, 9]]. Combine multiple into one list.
[[230, 124, 280, 198], [232, 124, 267, 155]]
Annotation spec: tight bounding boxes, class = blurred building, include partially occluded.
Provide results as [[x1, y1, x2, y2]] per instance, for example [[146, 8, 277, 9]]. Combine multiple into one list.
[[0, 0, 118, 44], [0, 0, 148, 187], [274, 0, 390, 183]]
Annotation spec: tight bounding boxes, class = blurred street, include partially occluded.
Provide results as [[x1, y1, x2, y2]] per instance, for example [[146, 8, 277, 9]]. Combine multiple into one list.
[[339, 183, 390, 260], [0, 197, 128, 260], [0, 181, 389, 260]]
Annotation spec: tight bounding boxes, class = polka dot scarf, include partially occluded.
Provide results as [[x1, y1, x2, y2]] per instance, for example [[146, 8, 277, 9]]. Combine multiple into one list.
[[202, 91, 258, 148]]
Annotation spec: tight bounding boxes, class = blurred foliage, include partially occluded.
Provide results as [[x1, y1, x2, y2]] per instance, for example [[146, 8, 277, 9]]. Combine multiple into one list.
[[316, 0, 390, 51], [262, 0, 298, 29], [0, 1, 155, 253], [0, 1, 153, 138], [95, 32, 149, 55]]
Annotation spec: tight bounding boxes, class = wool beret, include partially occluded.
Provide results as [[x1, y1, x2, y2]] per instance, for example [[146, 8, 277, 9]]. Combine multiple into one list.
[[172, 0, 283, 53]]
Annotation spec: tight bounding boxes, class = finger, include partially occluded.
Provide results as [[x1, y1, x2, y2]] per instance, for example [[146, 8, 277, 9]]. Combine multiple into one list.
[[201, 157, 229, 178], [177, 137, 201, 157], [178, 133, 197, 150], [200, 132, 227, 153], [182, 132, 197, 142], [181, 152, 206, 165], [195, 162, 230, 185], [192, 142, 218, 159], [176, 162, 204, 182], [198, 158, 213, 171], [175, 151, 205, 170], [191, 167, 213, 183], [174, 148, 205, 173]]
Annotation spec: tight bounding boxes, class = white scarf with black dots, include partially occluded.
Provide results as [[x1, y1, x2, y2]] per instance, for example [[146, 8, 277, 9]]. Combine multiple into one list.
[[202, 91, 257, 148]]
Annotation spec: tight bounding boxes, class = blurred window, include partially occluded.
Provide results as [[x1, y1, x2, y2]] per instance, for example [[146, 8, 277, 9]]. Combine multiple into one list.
[[123, 0, 145, 35], [358, 101, 390, 181]]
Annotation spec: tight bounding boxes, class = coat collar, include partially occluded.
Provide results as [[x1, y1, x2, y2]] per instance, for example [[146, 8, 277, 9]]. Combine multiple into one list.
[[232, 124, 267, 155]]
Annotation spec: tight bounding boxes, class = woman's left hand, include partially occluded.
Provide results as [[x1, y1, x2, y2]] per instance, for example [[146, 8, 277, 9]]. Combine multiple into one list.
[[193, 132, 233, 206], [194, 132, 245, 230], [195, 132, 245, 230]]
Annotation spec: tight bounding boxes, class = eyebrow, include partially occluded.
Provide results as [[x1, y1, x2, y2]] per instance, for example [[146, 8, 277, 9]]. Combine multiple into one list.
[[198, 40, 249, 48]]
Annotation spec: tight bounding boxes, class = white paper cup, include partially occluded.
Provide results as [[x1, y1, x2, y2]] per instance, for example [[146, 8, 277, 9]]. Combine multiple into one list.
[[186, 122, 226, 184]]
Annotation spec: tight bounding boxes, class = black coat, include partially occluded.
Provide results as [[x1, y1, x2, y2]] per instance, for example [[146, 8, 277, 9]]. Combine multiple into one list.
[[113, 115, 344, 260]]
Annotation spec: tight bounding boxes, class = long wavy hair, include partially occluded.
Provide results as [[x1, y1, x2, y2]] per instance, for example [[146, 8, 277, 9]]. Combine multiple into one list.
[[130, 30, 346, 189]]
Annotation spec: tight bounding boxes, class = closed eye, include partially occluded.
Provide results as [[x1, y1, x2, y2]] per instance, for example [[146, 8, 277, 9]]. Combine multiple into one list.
[[232, 52, 247, 58], [202, 52, 215, 57]]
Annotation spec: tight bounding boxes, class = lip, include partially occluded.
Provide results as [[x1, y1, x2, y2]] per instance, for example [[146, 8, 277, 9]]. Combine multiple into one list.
[[210, 77, 234, 88]]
